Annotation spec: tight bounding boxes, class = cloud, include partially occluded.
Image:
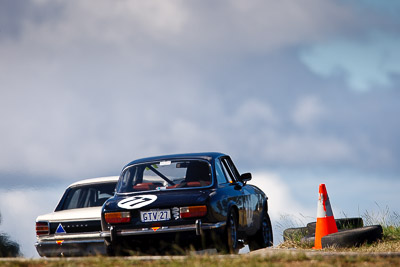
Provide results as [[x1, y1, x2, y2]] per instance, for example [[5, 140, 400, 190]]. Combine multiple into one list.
[[356, 0, 400, 18], [300, 32, 400, 91], [0, 187, 64, 258], [0, 0, 354, 56], [0, 1, 400, 257], [250, 172, 312, 218], [292, 95, 325, 128], [260, 134, 355, 165], [0, 0, 399, 184], [230, 98, 278, 129], [249, 172, 315, 242]]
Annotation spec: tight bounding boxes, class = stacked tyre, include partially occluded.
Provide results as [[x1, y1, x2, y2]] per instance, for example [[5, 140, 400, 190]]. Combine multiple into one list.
[[283, 217, 383, 248]]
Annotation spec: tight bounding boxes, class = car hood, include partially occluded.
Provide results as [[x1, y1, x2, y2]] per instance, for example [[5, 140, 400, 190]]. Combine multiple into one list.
[[36, 207, 101, 222]]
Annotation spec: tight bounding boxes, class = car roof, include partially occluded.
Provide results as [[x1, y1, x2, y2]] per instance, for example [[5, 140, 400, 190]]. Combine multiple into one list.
[[123, 152, 227, 169], [68, 176, 119, 188]]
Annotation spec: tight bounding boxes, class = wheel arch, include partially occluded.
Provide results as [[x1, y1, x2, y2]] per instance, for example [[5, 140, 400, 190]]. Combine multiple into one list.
[[262, 195, 268, 213], [227, 202, 239, 224]]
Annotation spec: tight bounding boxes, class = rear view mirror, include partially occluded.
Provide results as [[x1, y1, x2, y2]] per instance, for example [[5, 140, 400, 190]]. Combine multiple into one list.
[[239, 172, 252, 184]]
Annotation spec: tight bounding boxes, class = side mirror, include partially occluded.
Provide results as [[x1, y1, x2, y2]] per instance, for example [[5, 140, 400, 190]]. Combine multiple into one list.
[[239, 172, 252, 184]]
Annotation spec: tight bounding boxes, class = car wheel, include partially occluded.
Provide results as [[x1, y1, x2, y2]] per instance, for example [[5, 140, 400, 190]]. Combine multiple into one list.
[[223, 210, 239, 254], [249, 211, 273, 251], [212, 210, 239, 254], [104, 239, 115, 256], [105, 239, 126, 256]]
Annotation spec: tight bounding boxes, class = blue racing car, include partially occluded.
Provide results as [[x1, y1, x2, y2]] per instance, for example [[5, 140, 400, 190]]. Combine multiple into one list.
[[101, 152, 272, 254]]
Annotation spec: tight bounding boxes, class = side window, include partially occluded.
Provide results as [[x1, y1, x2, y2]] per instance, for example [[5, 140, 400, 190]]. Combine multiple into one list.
[[215, 159, 228, 184], [63, 188, 82, 209], [117, 167, 138, 192], [84, 188, 96, 207], [62, 182, 117, 210], [96, 182, 117, 206], [231, 162, 240, 179], [220, 158, 235, 183], [223, 157, 240, 180]]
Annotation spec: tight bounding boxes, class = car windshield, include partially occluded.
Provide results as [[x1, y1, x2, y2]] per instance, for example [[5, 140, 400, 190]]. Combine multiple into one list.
[[61, 182, 116, 210], [116, 160, 212, 193]]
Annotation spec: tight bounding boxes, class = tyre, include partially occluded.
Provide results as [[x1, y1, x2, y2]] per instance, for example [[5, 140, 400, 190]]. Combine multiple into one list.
[[226, 210, 239, 253], [321, 225, 383, 248], [105, 244, 117, 256], [248, 211, 273, 250], [307, 217, 364, 235], [283, 227, 308, 241], [105, 238, 129, 256], [216, 209, 240, 254], [300, 234, 315, 245], [104, 238, 115, 256]]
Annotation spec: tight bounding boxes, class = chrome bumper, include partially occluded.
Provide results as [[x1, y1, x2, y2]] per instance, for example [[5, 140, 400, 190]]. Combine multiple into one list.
[[36, 232, 103, 244], [35, 232, 106, 257], [100, 220, 226, 238]]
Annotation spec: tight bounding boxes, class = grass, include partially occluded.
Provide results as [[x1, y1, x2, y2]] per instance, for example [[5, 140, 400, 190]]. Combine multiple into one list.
[[1, 252, 400, 267], [363, 205, 400, 242], [330, 207, 400, 253], [278, 205, 400, 252]]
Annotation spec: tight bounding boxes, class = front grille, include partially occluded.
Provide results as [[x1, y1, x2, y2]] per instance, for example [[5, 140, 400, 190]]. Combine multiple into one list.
[[49, 220, 101, 234]]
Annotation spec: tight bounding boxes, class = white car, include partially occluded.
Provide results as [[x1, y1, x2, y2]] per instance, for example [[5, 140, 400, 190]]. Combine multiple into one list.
[[35, 176, 119, 257]]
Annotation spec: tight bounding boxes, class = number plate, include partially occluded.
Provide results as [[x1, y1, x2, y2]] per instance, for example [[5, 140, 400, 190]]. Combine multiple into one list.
[[140, 209, 171, 222]]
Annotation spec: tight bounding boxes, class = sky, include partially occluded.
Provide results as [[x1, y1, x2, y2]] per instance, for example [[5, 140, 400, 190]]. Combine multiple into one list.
[[0, 0, 400, 258]]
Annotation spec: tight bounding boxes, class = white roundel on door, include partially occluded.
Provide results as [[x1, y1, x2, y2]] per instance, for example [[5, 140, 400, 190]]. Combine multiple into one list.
[[117, 195, 158, 209]]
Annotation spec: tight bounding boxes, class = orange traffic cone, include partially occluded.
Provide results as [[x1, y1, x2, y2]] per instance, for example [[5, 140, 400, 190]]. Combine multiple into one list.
[[313, 184, 338, 249]]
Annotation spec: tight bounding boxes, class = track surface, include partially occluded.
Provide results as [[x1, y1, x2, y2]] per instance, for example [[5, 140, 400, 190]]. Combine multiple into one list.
[[2, 248, 400, 262], [250, 247, 400, 258]]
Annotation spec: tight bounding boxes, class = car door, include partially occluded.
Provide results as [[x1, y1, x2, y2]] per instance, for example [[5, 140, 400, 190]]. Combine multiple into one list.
[[221, 156, 259, 234], [214, 157, 243, 220], [219, 156, 249, 232]]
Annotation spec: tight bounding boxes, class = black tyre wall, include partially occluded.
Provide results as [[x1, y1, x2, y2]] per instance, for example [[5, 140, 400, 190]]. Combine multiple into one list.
[[307, 217, 364, 235], [321, 225, 383, 248]]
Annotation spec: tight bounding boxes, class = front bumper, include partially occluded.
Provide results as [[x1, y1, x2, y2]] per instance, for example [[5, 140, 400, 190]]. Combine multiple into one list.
[[101, 220, 226, 239], [35, 232, 106, 257]]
